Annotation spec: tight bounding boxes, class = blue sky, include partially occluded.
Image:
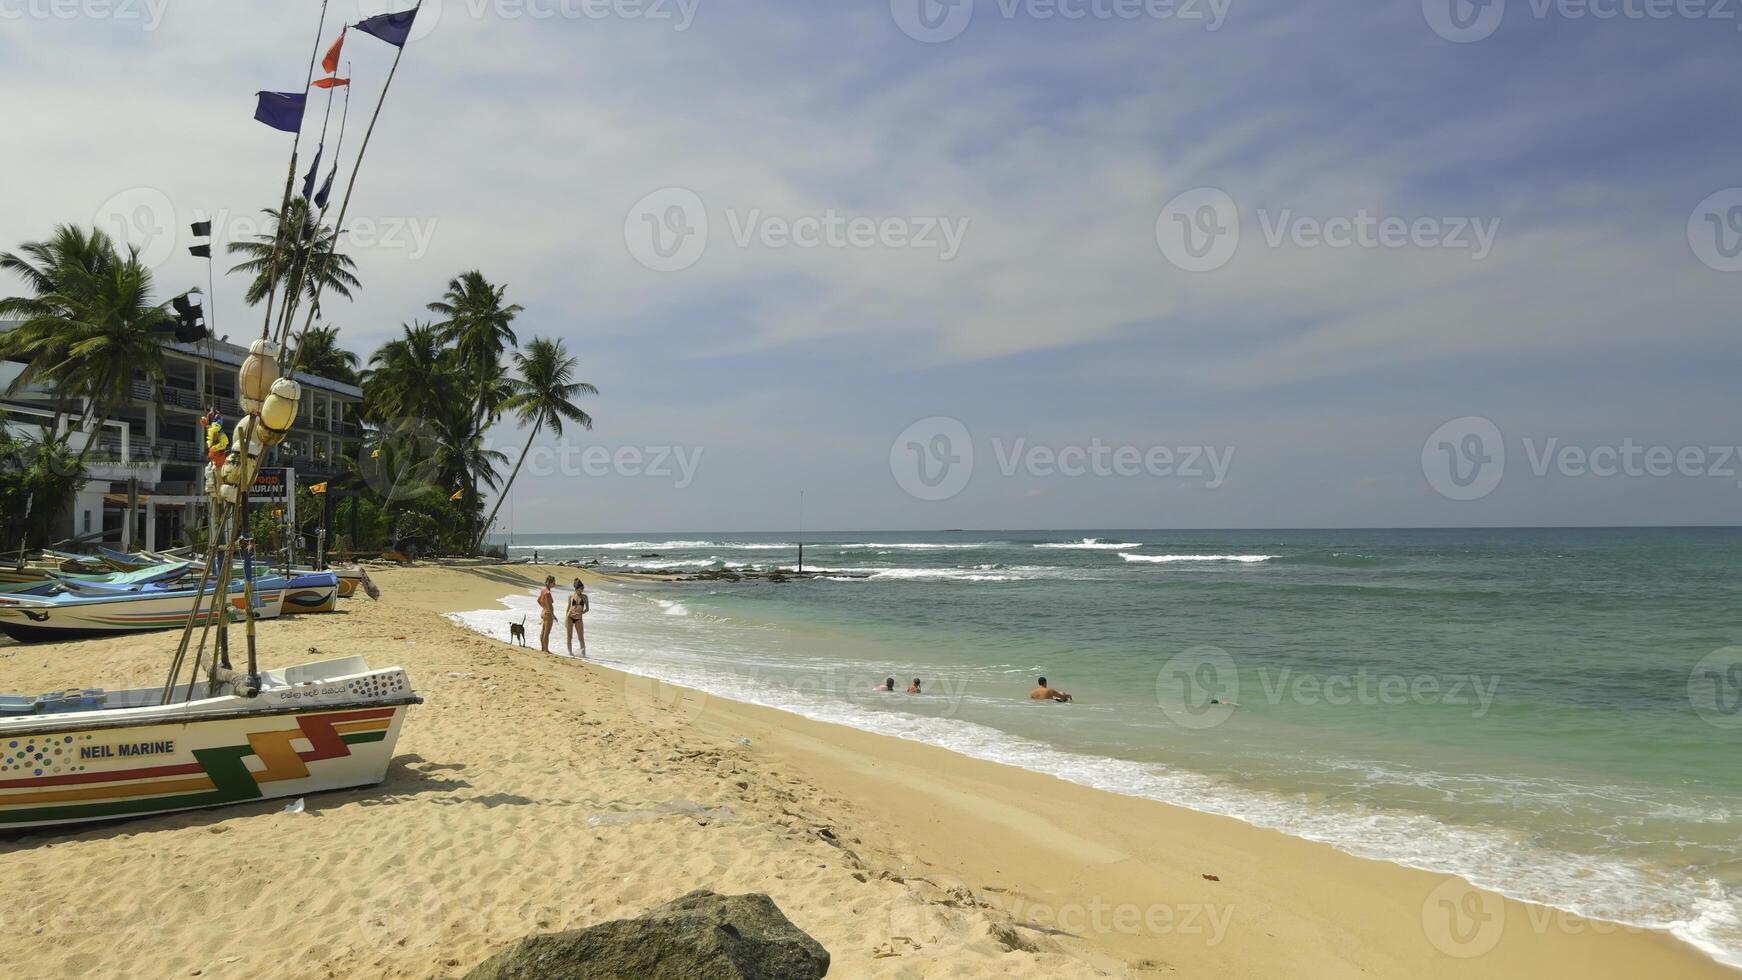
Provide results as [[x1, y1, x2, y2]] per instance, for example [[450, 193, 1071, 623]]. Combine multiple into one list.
[[3, 0, 1739, 530]]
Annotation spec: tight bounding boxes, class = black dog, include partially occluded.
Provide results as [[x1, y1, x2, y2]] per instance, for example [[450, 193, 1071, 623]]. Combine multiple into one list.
[[508, 617, 527, 646]]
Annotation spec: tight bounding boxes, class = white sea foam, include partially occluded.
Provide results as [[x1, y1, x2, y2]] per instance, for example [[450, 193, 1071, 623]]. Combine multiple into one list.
[[1119, 553, 1275, 563], [512, 540, 721, 551], [835, 543, 990, 550], [1034, 538, 1140, 549]]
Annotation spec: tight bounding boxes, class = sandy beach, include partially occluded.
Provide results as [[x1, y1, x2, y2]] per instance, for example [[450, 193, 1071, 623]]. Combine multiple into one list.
[[0, 564, 1728, 979]]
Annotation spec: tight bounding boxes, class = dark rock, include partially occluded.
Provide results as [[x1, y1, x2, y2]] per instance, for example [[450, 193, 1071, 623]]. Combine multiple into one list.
[[988, 922, 1039, 953], [462, 889, 830, 980]]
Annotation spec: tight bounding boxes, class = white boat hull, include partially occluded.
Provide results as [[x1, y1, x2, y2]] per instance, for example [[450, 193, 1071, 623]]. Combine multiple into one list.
[[0, 659, 417, 829], [0, 590, 236, 642]]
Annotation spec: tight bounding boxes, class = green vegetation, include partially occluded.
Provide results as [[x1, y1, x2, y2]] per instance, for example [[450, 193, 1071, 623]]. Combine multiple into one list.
[[1, 219, 596, 557]]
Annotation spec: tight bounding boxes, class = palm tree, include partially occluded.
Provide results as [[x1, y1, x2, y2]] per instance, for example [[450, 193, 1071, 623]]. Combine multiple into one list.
[[227, 198, 359, 327], [472, 338, 596, 551], [0, 227, 172, 465], [0, 225, 116, 425], [426, 271, 522, 548], [361, 321, 455, 423], [289, 325, 360, 385], [427, 271, 521, 417]]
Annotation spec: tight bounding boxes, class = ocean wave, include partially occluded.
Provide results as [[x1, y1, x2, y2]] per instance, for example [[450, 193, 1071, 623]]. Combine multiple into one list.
[[512, 540, 722, 551], [788, 564, 1085, 582], [1034, 538, 1141, 550], [1119, 553, 1275, 564], [835, 543, 992, 550]]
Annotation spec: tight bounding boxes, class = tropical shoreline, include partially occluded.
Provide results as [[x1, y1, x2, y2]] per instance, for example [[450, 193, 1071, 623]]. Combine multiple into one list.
[[0, 562, 1730, 977]]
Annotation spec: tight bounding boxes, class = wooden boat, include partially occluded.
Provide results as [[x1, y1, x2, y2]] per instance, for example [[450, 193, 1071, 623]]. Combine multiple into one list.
[[281, 572, 339, 615], [287, 565, 363, 599], [0, 589, 239, 643], [0, 656, 417, 829], [98, 547, 162, 572], [53, 563, 194, 589], [228, 576, 287, 620], [57, 574, 286, 621]]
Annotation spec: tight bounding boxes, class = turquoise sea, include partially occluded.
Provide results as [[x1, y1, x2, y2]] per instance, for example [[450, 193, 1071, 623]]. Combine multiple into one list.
[[466, 527, 1742, 966]]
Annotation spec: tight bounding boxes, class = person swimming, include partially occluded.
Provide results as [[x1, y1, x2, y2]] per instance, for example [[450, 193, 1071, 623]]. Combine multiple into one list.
[[1029, 676, 1072, 702], [875, 677, 896, 692], [906, 678, 923, 694]]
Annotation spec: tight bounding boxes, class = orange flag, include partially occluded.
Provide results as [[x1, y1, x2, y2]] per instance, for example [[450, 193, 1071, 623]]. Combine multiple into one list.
[[322, 29, 345, 75], [312, 77, 350, 89]]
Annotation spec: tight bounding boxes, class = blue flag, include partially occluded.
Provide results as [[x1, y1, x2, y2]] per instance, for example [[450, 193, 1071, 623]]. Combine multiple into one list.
[[355, 8, 418, 47], [314, 166, 337, 209], [254, 92, 307, 133], [301, 144, 323, 200]]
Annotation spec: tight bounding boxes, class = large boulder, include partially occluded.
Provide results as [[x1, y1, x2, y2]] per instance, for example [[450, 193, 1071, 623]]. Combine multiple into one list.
[[463, 890, 830, 980]]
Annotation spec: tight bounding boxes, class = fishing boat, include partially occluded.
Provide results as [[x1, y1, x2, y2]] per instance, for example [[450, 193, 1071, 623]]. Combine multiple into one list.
[[0, 588, 241, 642], [56, 573, 288, 620], [55, 563, 194, 588], [97, 547, 163, 572], [281, 571, 339, 614], [233, 576, 288, 620], [0, 656, 416, 829]]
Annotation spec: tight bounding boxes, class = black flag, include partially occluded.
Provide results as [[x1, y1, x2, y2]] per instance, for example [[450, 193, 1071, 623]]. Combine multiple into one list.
[[301, 144, 324, 201], [355, 8, 418, 47], [189, 244, 212, 258], [313, 166, 337, 210], [190, 220, 212, 237]]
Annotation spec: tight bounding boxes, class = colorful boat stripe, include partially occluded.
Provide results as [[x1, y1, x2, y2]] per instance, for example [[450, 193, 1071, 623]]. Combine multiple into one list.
[[0, 707, 398, 824]]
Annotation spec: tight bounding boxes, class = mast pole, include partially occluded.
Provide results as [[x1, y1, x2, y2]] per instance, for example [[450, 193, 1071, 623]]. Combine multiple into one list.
[[257, 0, 333, 342], [285, 1, 422, 362]]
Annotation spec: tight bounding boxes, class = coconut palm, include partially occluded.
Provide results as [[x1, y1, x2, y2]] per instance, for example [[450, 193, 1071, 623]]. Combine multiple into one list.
[[426, 271, 521, 548], [289, 325, 361, 385], [0, 227, 172, 464], [0, 225, 117, 421], [427, 270, 521, 420], [361, 321, 455, 424], [472, 338, 596, 551], [227, 198, 359, 321]]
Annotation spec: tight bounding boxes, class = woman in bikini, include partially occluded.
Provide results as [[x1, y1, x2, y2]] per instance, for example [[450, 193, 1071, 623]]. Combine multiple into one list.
[[566, 579, 589, 657], [538, 576, 557, 652]]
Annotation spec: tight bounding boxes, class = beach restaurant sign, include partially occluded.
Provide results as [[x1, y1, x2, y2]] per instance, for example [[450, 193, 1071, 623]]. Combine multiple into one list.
[[250, 467, 297, 525]]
